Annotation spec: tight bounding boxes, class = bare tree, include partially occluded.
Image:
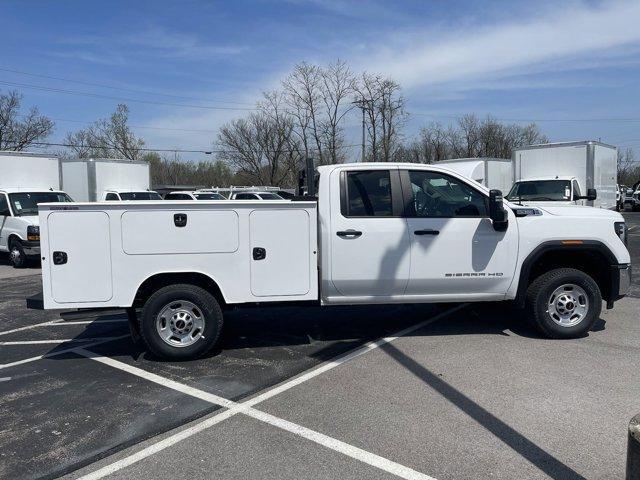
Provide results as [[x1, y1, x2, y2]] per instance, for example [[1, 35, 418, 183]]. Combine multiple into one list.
[[217, 106, 302, 187], [412, 115, 548, 163], [0, 91, 54, 151], [318, 60, 355, 164], [355, 73, 406, 162], [65, 104, 145, 160], [282, 62, 324, 164], [282, 60, 354, 165], [618, 148, 640, 187]]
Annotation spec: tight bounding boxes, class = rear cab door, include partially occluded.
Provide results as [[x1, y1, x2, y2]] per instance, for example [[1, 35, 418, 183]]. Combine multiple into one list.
[[326, 166, 411, 300]]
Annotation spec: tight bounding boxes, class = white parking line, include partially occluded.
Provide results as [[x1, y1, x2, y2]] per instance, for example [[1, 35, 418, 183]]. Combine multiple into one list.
[[76, 347, 437, 480], [0, 319, 64, 336], [75, 305, 464, 480], [0, 337, 122, 346], [51, 319, 128, 326], [0, 318, 128, 337], [0, 335, 130, 370]]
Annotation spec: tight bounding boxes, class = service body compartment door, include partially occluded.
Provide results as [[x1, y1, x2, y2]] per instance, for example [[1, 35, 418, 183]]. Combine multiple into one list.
[[48, 211, 113, 303], [250, 209, 311, 297]]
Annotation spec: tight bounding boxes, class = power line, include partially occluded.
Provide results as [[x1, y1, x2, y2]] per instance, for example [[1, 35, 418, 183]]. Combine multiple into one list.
[[0, 80, 257, 111], [5, 66, 640, 125], [20, 115, 219, 134], [0, 66, 255, 106], [4, 140, 361, 155]]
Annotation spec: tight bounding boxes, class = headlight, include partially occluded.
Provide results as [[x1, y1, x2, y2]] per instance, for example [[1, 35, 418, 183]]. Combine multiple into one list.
[[27, 225, 40, 242], [614, 221, 627, 245]]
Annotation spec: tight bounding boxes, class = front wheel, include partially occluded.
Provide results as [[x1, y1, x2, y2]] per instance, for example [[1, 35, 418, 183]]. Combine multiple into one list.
[[139, 284, 223, 360], [526, 268, 601, 339], [9, 239, 27, 268]]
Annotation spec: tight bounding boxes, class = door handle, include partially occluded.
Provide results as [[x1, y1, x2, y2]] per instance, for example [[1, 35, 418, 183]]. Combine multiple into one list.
[[414, 229, 439, 236], [336, 230, 362, 238]]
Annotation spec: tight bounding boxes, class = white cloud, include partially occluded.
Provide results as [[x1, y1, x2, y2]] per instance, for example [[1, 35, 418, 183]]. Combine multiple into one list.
[[125, 27, 249, 59], [354, 1, 640, 90]]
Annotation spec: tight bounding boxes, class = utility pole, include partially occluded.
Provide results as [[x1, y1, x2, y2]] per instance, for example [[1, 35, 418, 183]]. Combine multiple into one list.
[[352, 99, 366, 162]]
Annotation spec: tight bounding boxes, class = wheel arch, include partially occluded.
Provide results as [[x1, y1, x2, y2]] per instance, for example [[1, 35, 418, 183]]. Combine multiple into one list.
[[515, 240, 618, 307], [132, 272, 227, 309]]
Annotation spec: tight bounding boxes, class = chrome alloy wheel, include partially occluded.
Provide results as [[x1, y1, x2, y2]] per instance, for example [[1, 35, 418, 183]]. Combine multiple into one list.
[[9, 246, 22, 265], [155, 300, 205, 347], [547, 284, 589, 327]]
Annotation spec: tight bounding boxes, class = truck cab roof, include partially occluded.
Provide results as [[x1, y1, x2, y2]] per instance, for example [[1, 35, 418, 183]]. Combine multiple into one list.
[[513, 176, 576, 182], [0, 188, 66, 194]]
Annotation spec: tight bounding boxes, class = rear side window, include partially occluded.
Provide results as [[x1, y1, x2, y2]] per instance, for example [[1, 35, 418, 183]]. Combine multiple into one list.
[[344, 170, 393, 217], [105, 193, 119, 201]]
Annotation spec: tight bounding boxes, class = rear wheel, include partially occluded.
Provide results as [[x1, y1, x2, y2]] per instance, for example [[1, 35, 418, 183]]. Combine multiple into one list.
[[9, 239, 26, 268], [139, 284, 223, 360], [526, 268, 601, 339]]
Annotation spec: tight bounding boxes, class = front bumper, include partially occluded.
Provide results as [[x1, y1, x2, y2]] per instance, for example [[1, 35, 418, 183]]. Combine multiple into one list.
[[20, 240, 40, 256], [608, 264, 632, 307]]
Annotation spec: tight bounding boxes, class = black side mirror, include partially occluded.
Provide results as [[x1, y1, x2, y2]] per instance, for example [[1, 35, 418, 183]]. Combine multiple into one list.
[[0, 209, 10, 217], [575, 188, 597, 201], [489, 189, 508, 232]]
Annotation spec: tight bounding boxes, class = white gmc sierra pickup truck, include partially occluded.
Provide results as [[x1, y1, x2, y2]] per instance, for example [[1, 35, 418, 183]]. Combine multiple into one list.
[[32, 163, 631, 360]]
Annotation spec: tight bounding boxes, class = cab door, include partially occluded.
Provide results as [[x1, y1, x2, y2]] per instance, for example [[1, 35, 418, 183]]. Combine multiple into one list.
[[329, 168, 411, 297], [401, 169, 518, 297]]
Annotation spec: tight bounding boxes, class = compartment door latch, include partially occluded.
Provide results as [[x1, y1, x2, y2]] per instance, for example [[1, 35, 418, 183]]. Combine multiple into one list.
[[174, 213, 187, 227], [252, 247, 266, 260], [52, 251, 68, 265]]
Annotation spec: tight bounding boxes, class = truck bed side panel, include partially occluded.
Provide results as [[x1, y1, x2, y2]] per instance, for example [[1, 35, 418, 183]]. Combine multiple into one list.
[[39, 202, 318, 309]]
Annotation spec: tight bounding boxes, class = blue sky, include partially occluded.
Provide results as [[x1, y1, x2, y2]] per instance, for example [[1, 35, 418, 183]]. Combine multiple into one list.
[[2, 0, 640, 161]]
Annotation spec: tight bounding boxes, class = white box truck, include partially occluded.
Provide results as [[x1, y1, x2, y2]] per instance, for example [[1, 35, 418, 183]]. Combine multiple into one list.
[[61, 158, 161, 202], [506, 141, 617, 209], [0, 151, 73, 267], [31, 163, 631, 360], [437, 158, 513, 192]]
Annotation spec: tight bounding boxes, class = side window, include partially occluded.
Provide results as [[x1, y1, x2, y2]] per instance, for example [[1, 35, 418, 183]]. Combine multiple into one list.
[[0, 194, 9, 216], [343, 170, 393, 217], [105, 193, 119, 201], [406, 170, 487, 218], [164, 193, 176, 200], [236, 193, 258, 200]]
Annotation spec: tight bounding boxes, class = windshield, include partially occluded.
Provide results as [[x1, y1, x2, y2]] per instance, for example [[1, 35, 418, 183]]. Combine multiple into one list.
[[257, 193, 283, 200], [8, 192, 73, 217], [119, 192, 162, 200], [194, 193, 224, 200], [506, 180, 571, 201]]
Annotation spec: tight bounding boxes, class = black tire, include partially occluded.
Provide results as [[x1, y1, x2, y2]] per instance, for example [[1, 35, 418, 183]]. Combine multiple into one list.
[[139, 284, 223, 360], [9, 238, 27, 268], [526, 268, 601, 339]]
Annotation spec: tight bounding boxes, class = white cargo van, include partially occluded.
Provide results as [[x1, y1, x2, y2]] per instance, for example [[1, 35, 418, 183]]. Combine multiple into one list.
[[33, 163, 630, 360], [61, 158, 160, 202], [507, 141, 617, 209], [437, 158, 513, 192], [0, 152, 73, 267]]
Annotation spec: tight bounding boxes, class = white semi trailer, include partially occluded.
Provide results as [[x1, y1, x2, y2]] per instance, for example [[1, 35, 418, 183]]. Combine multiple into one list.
[[32, 163, 631, 360], [61, 158, 161, 202], [0, 152, 72, 267], [507, 141, 617, 209], [437, 158, 513, 192]]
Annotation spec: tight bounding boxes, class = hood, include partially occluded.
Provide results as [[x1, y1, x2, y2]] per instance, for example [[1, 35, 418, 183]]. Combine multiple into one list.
[[18, 215, 39, 226], [536, 205, 623, 220]]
